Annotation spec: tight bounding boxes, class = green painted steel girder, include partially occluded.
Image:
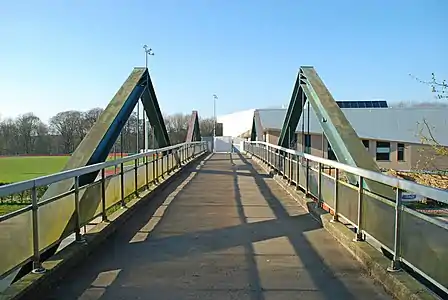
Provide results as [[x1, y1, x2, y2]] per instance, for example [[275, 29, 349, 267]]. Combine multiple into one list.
[[278, 72, 305, 148], [14, 67, 172, 281], [141, 72, 171, 148], [250, 110, 264, 141], [250, 118, 257, 141], [279, 66, 394, 199], [186, 111, 201, 142]]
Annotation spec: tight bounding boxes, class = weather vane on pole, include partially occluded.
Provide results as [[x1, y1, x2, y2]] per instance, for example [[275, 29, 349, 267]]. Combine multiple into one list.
[[143, 45, 154, 69]]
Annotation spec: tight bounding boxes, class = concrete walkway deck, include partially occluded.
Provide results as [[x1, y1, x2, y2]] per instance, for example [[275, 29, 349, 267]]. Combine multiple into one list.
[[44, 153, 391, 300]]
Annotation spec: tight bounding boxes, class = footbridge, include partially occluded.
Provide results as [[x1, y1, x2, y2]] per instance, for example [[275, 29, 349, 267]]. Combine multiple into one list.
[[0, 66, 447, 300]]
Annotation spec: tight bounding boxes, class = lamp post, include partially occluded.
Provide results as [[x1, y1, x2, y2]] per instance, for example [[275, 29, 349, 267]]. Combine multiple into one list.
[[143, 45, 154, 151], [213, 94, 218, 138]]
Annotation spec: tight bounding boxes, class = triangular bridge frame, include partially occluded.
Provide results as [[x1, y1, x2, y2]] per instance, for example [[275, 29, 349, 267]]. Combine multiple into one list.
[[14, 67, 175, 281]]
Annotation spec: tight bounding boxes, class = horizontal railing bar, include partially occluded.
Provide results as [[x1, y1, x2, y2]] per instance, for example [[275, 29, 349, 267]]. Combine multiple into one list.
[[0, 205, 33, 222], [246, 142, 448, 295], [38, 190, 74, 207], [248, 141, 448, 204], [0, 142, 202, 198], [0, 143, 207, 281]]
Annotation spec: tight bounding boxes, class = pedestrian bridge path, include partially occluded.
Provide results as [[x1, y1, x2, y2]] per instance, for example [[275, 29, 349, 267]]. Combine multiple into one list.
[[44, 153, 390, 300]]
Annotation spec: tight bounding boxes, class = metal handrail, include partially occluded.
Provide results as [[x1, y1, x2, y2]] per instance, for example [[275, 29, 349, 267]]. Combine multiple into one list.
[[0, 141, 204, 197], [0, 141, 208, 281], [245, 141, 448, 294], [247, 141, 448, 204]]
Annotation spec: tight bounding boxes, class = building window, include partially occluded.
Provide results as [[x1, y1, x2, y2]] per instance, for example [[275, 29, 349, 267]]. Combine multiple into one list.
[[397, 143, 405, 161], [362, 140, 369, 150], [376, 141, 390, 161], [327, 143, 337, 160], [304, 134, 311, 153]]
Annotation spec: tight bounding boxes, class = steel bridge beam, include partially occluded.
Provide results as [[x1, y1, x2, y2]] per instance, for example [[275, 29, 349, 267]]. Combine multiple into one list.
[[279, 66, 393, 199], [14, 67, 172, 281], [185, 111, 201, 142], [250, 110, 264, 141]]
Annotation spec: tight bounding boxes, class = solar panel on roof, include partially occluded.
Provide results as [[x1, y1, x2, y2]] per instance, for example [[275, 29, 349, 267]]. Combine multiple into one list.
[[336, 100, 388, 109]]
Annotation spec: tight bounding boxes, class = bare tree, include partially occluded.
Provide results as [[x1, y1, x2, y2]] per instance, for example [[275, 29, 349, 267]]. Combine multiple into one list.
[[83, 108, 104, 134], [15, 113, 43, 154], [410, 73, 447, 100], [0, 118, 19, 155], [49, 111, 84, 154], [411, 73, 448, 171], [0, 108, 213, 156], [199, 117, 215, 137], [165, 113, 190, 144]]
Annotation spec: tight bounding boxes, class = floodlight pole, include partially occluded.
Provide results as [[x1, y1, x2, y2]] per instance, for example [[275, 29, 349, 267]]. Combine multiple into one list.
[[143, 45, 155, 150], [213, 94, 218, 138]]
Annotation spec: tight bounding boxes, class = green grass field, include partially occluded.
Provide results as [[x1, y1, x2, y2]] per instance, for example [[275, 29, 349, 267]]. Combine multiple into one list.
[[0, 154, 155, 216], [0, 156, 69, 183], [0, 155, 150, 183]]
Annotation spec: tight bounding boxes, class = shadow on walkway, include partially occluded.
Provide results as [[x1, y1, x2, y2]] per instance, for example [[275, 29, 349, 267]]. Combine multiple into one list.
[[43, 153, 389, 300]]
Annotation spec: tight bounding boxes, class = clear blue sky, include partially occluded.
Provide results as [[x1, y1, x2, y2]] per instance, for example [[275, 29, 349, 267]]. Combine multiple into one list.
[[0, 0, 446, 122]]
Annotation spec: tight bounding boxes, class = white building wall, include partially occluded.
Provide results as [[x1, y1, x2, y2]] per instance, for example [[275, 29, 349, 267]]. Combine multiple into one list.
[[217, 109, 255, 137]]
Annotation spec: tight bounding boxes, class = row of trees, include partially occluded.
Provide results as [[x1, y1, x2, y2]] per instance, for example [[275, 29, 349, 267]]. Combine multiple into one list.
[[0, 109, 216, 156]]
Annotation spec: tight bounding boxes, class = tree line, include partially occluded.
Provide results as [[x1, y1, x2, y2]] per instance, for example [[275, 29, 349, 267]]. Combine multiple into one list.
[[0, 108, 216, 156]]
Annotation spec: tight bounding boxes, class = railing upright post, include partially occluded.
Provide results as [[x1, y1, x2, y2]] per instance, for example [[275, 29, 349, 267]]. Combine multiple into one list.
[[31, 185, 45, 274], [388, 188, 403, 272], [155, 151, 159, 182], [160, 151, 166, 178], [354, 176, 364, 241], [305, 158, 309, 195], [120, 163, 125, 207], [145, 154, 149, 188], [74, 176, 86, 243], [134, 158, 139, 197], [331, 169, 339, 222], [317, 162, 322, 207], [296, 155, 300, 190], [101, 168, 107, 221], [288, 153, 293, 185]]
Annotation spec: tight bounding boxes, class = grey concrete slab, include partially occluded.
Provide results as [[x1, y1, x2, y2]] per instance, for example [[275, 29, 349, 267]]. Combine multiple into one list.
[[44, 153, 391, 300]]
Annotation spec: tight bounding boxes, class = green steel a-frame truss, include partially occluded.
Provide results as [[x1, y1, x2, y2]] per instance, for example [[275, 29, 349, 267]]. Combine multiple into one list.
[[185, 110, 201, 142], [278, 66, 393, 199], [14, 67, 172, 281]]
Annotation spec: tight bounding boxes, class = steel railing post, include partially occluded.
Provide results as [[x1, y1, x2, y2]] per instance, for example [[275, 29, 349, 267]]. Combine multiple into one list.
[[134, 158, 139, 196], [296, 155, 300, 190], [288, 152, 293, 184], [331, 169, 339, 222], [101, 168, 107, 222], [74, 176, 86, 243], [388, 188, 403, 272], [354, 176, 364, 241], [145, 154, 149, 189], [120, 163, 125, 207], [317, 162, 322, 207], [155, 151, 159, 182], [31, 185, 45, 274]]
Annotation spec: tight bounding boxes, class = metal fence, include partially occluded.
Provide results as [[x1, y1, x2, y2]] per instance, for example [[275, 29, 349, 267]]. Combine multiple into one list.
[[244, 141, 448, 294], [0, 141, 207, 280]]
